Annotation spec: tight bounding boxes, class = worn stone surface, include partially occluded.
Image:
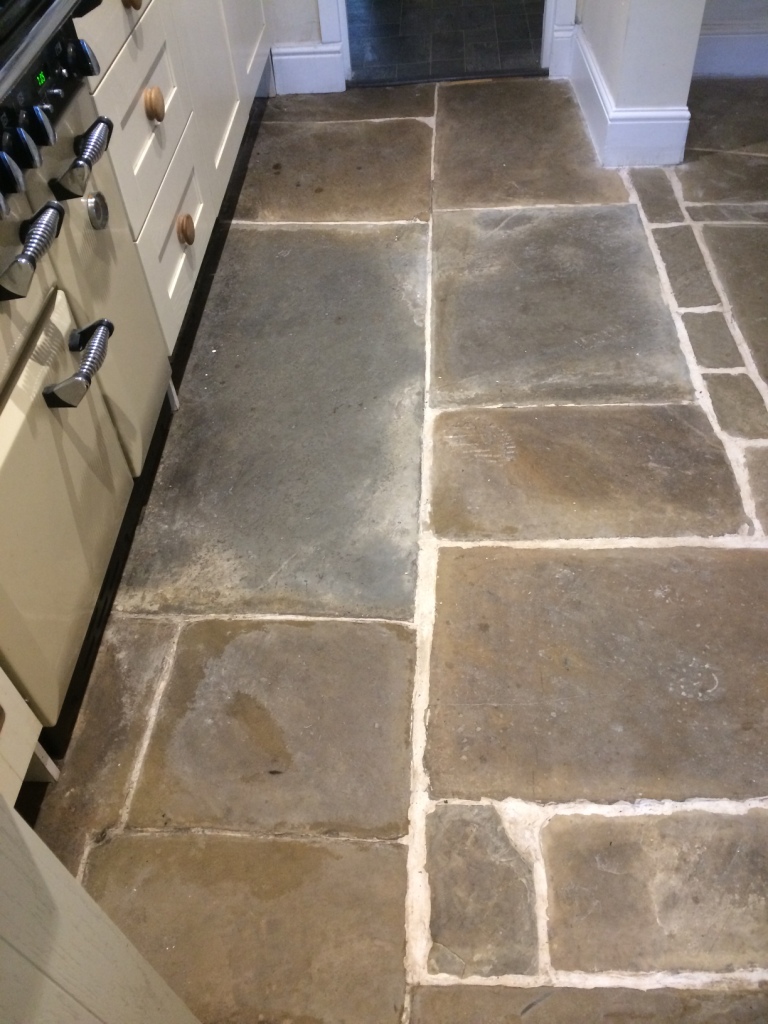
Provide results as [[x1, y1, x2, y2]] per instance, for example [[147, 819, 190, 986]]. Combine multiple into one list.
[[653, 226, 719, 308], [85, 834, 406, 1024], [426, 805, 537, 977], [687, 78, 768, 155], [747, 448, 768, 527], [235, 119, 432, 221], [35, 617, 174, 874], [117, 224, 425, 618], [434, 79, 626, 209], [427, 548, 768, 802], [688, 202, 768, 223], [629, 168, 683, 223], [683, 312, 743, 367], [706, 373, 768, 438], [264, 83, 435, 122], [430, 406, 746, 540], [411, 985, 768, 1023], [678, 152, 768, 205], [129, 619, 415, 837], [544, 812, 768, 972], [432, 206, 691, 405]]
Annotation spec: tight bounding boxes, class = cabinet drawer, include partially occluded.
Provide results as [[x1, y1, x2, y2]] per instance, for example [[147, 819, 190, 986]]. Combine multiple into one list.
[[74, 0, 154, 90], [0, 666, 41, 805]]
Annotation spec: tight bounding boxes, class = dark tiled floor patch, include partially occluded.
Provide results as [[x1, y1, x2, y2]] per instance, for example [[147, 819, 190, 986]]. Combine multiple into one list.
[[653, 226, 719, 307], [263, 83, 435, 122], [432, 206, 690, 405], [235, 120, 432, 221], [118, 224, 426, 618], [706, 374, 768, 438], [544, 812, 768, 972], [687, 78, 768, 155], [678, 152, 768, 205], [683, 312, 743, 367], [427, 548, 768, 802], [129, 620, 415, 837], [629, 168, 683, 223], [85, 834, 406, 1024]]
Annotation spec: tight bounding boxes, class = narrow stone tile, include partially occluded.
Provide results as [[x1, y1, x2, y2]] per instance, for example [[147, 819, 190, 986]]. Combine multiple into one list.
[[544, 812, 768, 972], [35, 617, 175, 874], [263, 83, 435, 122], [706, 374, 768, 438], [629, 168, 683, 223], [683, 312, 742, 367], [432, 207, 691, 406], [129, 620, 414, 838], [678, 152, 768, 205], [688, 202, 768, 223], [687, 78, 768, 155], [117, 224, 426, 618], [85, 834, 406, 1024], [235, 120, 432, 221], [411, 985, 768, 1023], [431, 406, 746, 541], [434, 79, 626, 209], [426, 805, 537, 977], [427, 548, 768, 802], [747, 448, 768, 526], [653, 226, 719, 308]]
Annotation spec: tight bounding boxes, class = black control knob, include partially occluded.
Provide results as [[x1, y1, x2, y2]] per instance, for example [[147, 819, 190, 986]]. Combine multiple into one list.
[[0, 151, 25, 194], [1, 128, 41, 169], [65, 38, 100, 78], [18, 106, 56, 148]]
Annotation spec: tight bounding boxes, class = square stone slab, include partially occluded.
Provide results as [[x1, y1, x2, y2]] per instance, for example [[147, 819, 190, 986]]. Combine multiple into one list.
[[653, 226, 719, 308], [430, 406, 746, 540], [427, 548, 768, 802], [683, 312, 743, 367], [235, 120, 432, 221], [629, 168, 683, 223], [687, 78, 768, 155], [85, 834, 406, 1024], [544, 811, 768, 972], [434, 79, 626, 209], [706, 373, 768, 438], [264, 83, 435, 122], [35, 616, 175, 874], [117, 223, 426, 618], [747, 448, 768, 526], [129, 619, 415, 838], [432, 206, 691, 406], [678, 152, 768, 205]]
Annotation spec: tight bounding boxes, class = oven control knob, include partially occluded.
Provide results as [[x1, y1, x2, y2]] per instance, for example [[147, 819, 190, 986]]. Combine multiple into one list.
[[0, 201, 64, 301], [65, 38, 101, 79], [0, 151, 25, 195], [19, 106, 57, 148], [1, 128, 42, 169], [44, 319, 114, 409], [50, 116, 112, 200]]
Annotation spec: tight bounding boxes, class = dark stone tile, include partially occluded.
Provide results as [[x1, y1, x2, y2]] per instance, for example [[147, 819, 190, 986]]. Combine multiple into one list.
[[434, 79, 626, 209], [653, 226, 719, 308], [390, 33, 432, 62], [706, 373, 768, 438], [411, 985, 768, 1022], [495, 12, 530, 39], [432, 31, 464, 61], [544, 812, 768, 971], [35, 617, 175, 874], [264, 84, 435, 122], [430, 59, 466, 78], [683, 312, 743, 367], [427, 805, 537, 977], [430, 406, 745, 540], [432, 206, 691, 405], [678, 152, 768, 205], [747, 448, 768, 526], [366, 19, 401, 38], [235, 119, 432, 221], [401, 7, 432, 33], [117, 224, 426, 617], [688, 202, 768, 223], [629, 168, 683, 223], [86, 834, 406, 1024], [351, 35, 401, 65], [351, 63, 399, 83], [397, 61, 432, 82], [498, 45, 537, 71], [464, 40, 500, 72], [687, 78, 768, 155], [427, 548, 768, 802], [457, 4, 495, 29], [129, 620, 415, 837]]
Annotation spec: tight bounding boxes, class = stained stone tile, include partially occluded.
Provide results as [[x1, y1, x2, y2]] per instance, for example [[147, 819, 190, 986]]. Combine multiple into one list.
[[629, 168, 683, 223], [706, 374, 768, 438], [117, 224, 426, 617], [263, 83, 435, 122], [85, 834, 406, 1024], [678, 152, 768, 205], [35, 617, 175, 874], [688, 202, 768, 223], [653, 226, 719, 308], [129, 620, 415, 838], [426, 805, 537, 977], [427, 548, 768, 802], [687, 78, 768, 155], [683, 312, 742, 367], [235, 120, 432, 221], [544, 812, 768, 972], [431, 406, 746, 540], [747, 448, 768, 526], [434, 79, 627, 209], [432, 206, 691, 405]]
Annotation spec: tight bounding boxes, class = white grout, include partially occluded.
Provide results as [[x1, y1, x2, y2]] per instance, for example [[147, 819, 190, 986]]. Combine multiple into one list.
[[229, 217, 426, 228], [111, 610, 415, 628], [437, 534, 768, 550], [420, 969, 768, 990], [431, 398, 696, 412]]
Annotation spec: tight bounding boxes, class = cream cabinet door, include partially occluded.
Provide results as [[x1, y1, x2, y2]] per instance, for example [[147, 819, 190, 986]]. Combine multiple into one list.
[[220, 0, 270, 106]]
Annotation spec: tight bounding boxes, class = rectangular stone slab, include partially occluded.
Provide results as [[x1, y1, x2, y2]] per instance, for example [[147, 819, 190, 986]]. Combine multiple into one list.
[[683, 312, 743, 368], [629, 168, 683, 223], [653, 226, 719, 308]]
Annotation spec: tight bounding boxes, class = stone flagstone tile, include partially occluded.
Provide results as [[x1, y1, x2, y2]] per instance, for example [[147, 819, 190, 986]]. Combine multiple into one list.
[[434, 79, 627, 209], [426, 805, 537, 977], [706, 374, 768, 438], [688, 202, 768, 224], [129, 619, 415, 838], [544, 811, 768, 972], [683, 312, 743, 367], [432, 206, 691, 406], [687, 78, 768, 155], [85, 834, 406, 1024], [678, 152, 768, 205], [430, 406, 746, 540], [629, 168, 684, 223], [426, 548, 768, 802], [264, 83, 435, 122], [653, 226, 719, 308], [747, 448, 768, 528], [117, 223, 426, 618], [35, 617, 175, 874], [235, 120, 432, 221]]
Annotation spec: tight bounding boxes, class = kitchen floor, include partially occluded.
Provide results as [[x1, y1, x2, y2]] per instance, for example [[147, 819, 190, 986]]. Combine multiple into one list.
[[37, 76, 768, 1022]]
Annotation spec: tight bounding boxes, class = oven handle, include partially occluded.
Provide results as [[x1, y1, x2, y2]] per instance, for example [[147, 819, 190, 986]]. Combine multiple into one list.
[[43, 319, 114, 409]]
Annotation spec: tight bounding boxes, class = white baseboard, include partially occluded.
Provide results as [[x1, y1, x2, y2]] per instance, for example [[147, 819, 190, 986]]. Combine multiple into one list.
[[570, 27, 690, 167], [694, 31, 768, 76], [547, 25, 575, 78], [271, 42, 346, 95]]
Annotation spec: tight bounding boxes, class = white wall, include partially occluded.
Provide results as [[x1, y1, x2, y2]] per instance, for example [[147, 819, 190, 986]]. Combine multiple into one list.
[[702, 0, 768, 32], [264, 0, 321, 44], [695, 0, 768, 75], [580, 0, 630, 102]]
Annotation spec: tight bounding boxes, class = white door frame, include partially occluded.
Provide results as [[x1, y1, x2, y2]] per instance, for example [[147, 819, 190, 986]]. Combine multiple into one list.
[[320, 0, 351, 77]]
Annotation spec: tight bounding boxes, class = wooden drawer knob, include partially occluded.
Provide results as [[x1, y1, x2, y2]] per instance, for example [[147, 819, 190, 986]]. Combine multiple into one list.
[[122, 0, 142, 9], [143, 86, 165, 123], [176, 213, 195, 246]]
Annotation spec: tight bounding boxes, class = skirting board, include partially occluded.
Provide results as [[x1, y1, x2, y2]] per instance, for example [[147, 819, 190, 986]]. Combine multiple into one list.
[[694, 32, 768, 76], [271, 42, 346, 95], [570, 27, 690, 167]]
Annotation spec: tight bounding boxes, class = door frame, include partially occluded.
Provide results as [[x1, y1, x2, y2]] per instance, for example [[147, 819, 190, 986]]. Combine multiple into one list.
[[319, 0, 350, 77]]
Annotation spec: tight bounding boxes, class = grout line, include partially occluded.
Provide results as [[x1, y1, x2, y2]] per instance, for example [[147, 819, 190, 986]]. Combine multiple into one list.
[[264, 115, 436, 127], [420, 969, 768, 991], [676, 304, 722, 314], [111, 610, 415, 628], [700, 367, 750, 376], [91, 825, 405, 845], [435, 795, 768, 817], [433, 201, 630, 214], [229, 218, 427, 229], [430, 399, 697, 413], [436, 535, 768, 550]]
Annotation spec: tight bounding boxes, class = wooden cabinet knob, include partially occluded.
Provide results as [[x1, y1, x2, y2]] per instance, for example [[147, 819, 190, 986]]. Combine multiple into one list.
[[176, 213, 195, 246], [122, 0, 142, 9], [143, 86, 165, 123]]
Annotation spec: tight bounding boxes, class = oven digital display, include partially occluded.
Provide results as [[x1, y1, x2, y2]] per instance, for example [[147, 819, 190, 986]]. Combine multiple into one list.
[[36, 69, 46, 86]]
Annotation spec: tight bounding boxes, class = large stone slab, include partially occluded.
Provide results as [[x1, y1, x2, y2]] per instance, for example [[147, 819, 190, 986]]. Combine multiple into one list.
[[129, 619, 415, 838], [264, 83, 435, 122], [687, 78, 768, 155], [544, 812, 768, 972], [427, 548, 768, 802], [117, 223, 426, 618], [432, 206, 691, 406], [85, 834, 406, 1024], [678, 152, 768, 205]]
